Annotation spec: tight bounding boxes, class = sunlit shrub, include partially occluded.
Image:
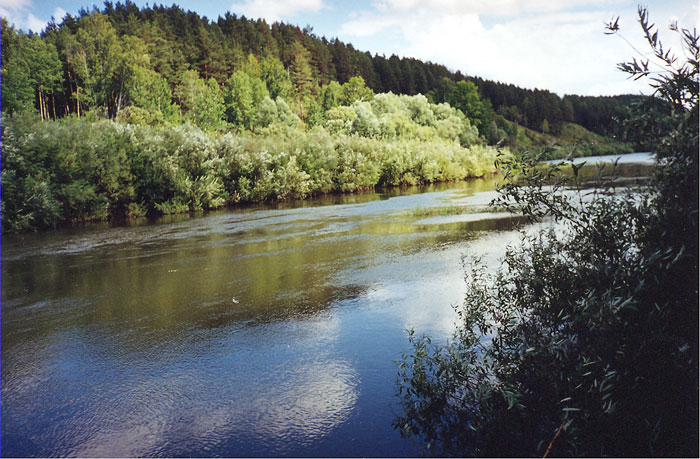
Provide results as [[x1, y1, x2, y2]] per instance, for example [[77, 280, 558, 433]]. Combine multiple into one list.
[[257, 96, 300, 129], [324, 92, 481, 147], [1, 112, 501, 231], [351, 102, 381, 138], [325, 105, 355, 135], [403, 94, 437, 127]]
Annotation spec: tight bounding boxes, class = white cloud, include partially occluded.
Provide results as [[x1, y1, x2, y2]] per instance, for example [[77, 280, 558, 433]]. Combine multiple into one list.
[[52, 7, 67, 21], [339, 11, 396, 37], [372, 0, 625, 18], [25, 11, 46, 32], [231, 0, 325, 23], [0, 0, 58, 33], [339, 0, 698, 95], [398, 10, 644, 95], [0, 0, 32, 11]]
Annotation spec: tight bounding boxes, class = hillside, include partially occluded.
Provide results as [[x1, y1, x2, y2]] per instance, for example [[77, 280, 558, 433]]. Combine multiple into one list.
[[1, 2, 641, 148], [503, 120, 634, 158], [1, 2, 642, 232]]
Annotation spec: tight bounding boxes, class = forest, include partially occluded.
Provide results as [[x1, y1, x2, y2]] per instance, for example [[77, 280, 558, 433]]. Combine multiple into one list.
[[1, 2, 641, 232]]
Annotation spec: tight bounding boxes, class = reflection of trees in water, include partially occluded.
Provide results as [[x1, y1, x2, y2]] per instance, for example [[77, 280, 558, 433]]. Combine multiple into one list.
[[0, 162, 638, 362]]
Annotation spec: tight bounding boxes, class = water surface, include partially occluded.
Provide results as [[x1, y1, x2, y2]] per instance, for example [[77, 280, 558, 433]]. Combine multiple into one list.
[[1, 153, 654, 457]]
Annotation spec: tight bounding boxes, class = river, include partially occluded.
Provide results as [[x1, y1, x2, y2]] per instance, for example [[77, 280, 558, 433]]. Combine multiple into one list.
[[0, 153, 653, 457]]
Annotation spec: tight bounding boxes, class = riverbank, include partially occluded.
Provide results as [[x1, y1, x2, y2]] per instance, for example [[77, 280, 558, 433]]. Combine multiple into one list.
[[0, 154, 656, 457], [1, 114, 502, 233]]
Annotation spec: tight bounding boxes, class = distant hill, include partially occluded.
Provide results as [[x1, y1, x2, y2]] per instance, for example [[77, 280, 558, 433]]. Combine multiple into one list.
[[1, 0, 644, 145]]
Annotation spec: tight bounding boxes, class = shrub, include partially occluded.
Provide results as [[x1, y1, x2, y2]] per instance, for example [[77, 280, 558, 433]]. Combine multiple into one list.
[[395, 8, 698, 457], [1, 108, 501, 231]]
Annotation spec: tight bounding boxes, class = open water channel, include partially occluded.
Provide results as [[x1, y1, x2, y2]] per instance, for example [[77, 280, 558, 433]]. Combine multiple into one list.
[[1, 153, 653, 457]]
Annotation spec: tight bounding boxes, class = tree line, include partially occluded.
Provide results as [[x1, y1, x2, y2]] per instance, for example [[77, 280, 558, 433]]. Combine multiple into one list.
[[1, 1, 644, 139], [0, 1, 640, 233]]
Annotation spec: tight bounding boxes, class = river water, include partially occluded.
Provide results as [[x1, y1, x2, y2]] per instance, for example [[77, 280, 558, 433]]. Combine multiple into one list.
[[1, 154, 653, 457]]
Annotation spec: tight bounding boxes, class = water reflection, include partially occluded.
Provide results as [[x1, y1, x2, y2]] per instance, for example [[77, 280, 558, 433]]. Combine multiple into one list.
[[1, 156, 653, 457], [62, 331, 360, 457]]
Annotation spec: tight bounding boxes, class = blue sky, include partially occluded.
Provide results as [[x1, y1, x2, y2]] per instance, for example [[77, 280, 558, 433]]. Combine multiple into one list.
[[2, 0, 697, 96]]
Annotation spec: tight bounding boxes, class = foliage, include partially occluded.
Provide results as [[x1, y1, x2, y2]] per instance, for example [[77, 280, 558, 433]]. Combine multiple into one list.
[[0, 4, 640, 149], [341, 76, 375, 105], [324, 92, 480, 146], [395, 8, 698, 457], [175, 70, 225, 130], [64, 12, 123, 115], [223, 70, 269, 130], [257, 96, 301, 129], [0, 113, 501, 232], [429, 78, 489, 129], [1, 19, 63, 118], [259, 55, 294, 100], [124, 66, 178, 123]]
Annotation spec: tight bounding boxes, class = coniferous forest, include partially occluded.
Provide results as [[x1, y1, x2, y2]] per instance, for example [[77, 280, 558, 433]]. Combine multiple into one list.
[[1, 1, 642, 232]]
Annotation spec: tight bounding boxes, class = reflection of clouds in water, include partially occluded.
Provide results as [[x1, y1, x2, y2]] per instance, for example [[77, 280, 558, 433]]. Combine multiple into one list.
[[362, 257, 465, 339], [386, 223, 554, 338], [69, 360, 359, 457], [245, 360, 358, 447], [65, 319, 358, 457], [66, 372, 187, 457], [462, 222, 552, 268], [398, 278, 463, 339]]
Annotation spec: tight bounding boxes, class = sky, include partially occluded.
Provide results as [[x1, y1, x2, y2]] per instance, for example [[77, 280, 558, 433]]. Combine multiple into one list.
[[1, 0, 697, 96]]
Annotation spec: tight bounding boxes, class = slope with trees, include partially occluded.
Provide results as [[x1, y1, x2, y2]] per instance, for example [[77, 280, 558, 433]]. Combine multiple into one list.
[[2, 2, 642, 143], [0, 2, 642, 233]]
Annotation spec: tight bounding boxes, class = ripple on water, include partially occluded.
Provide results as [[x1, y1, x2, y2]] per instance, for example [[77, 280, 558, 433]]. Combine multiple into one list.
[[1, 165, 652, 457]]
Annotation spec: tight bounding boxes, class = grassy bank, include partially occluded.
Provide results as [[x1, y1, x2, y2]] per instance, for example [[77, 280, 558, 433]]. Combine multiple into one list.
[[508, 121, 635, 159]]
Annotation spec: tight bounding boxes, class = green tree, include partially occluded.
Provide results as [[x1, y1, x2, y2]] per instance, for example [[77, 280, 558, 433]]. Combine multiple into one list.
[[374, 55, 400, 93], [196, 23, 228, 82], [395, 8, 698, 457], [289, 40, 316, 120], [259, 56, 294, 100], [340, 76, 374, 105], [1, 20, 36, 114], [224, 70, 269, 130], [1, 55, 35, 114], [141, 18, 189, 89], [561, 97, 575, 122], [318, 81, 342, 112], [426, 77, 455, 104], [112, 35, 151, 118], [64, 12, 121, 115], [123, 66, 178, 123], [175, 70, 225, 130], [448, 80, 485, 127], [24, 35, 64, 120], [0, 21, 63, 118]]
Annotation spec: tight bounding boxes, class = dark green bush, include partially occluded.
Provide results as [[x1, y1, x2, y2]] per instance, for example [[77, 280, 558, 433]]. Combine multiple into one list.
[[395, 8, 698, 457]]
